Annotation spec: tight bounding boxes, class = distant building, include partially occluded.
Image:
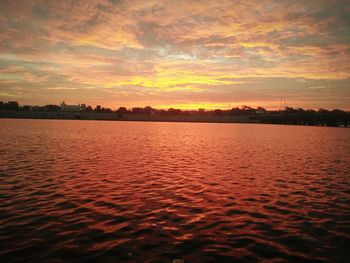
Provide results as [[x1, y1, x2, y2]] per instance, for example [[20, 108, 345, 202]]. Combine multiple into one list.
[[60, 101, 85, 112]]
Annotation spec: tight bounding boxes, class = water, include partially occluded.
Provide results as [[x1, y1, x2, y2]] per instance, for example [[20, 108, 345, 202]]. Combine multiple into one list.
[[0, 119, 349, 262]]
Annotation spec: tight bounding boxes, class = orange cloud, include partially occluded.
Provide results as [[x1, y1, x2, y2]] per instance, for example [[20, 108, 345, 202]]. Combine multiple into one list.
[[0, 0, 349, 110]]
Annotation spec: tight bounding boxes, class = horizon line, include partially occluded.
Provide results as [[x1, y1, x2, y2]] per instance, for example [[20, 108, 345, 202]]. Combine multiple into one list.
[[1, 100, 349, 112]]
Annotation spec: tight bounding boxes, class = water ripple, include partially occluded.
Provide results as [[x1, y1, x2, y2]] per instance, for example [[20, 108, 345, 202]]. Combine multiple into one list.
[[0, 119, 350, 262]]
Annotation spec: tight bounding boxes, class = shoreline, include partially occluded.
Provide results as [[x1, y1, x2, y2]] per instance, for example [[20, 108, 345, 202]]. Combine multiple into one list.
[[0, 110, 257, 124], [1, 110, 349, 127]]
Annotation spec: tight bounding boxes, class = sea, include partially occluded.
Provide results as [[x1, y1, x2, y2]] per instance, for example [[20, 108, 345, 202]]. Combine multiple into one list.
[[0, 119, 349, 262]]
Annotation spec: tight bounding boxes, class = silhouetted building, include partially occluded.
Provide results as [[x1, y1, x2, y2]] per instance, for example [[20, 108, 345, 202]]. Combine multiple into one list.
[[60, 101, 85, 112]]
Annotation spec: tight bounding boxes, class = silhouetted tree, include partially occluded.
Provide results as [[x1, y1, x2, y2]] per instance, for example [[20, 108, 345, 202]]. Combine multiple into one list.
[[95, 105, 102, 112], [168, 108, 182, 115], [132, 107, 144, 114], [143, 106, 154, 115], [45, 104, 60, 112], [214, 109, 223, 115], [21, 105, 31, 111], [117, 107, 128, 114], [2, 101, 19, 111]]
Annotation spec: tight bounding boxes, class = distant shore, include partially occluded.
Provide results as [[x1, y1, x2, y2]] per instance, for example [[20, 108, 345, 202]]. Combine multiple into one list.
[[0, 110, 257, 124], [1, 110, 349, 127]]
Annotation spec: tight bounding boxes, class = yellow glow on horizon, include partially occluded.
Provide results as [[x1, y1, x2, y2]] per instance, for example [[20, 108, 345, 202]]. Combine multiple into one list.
[[154, 102, 257, 110], [106, 69, 242, 91]]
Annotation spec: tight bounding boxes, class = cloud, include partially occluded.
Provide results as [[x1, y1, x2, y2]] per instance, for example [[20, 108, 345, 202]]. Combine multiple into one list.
[[0, 0, 349, 109]]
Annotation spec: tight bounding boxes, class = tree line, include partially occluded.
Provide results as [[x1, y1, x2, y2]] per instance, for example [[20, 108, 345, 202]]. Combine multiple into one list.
[[1, 100, 349, 126]]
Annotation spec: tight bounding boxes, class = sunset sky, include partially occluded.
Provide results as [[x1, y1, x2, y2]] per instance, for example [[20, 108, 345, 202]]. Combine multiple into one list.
[[0, 0, 349, 110]]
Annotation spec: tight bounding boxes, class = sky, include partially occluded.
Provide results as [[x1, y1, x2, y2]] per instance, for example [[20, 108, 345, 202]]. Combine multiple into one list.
[[0, 0, 349, 110]]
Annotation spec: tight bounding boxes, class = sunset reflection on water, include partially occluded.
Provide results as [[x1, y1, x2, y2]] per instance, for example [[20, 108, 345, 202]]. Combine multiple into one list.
[[0, 119, 349, 262]]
